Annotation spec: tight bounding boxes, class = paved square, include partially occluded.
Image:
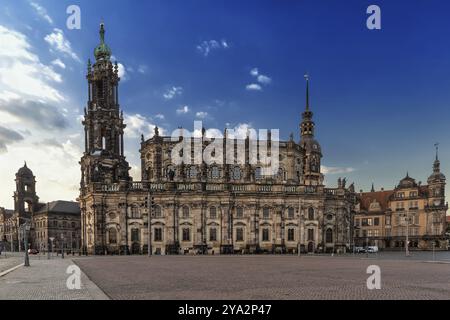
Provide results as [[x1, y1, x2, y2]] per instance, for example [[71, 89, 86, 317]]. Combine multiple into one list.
[[73, 255, 450, 300]]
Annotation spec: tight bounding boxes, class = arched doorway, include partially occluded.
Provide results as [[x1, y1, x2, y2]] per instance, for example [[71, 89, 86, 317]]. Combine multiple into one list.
[[131, 242, 140, 254], [307, 242, 314, 253]]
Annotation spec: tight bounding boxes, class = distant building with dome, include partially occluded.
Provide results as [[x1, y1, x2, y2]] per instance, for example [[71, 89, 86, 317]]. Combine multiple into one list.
[[0, 163, 81, 253]]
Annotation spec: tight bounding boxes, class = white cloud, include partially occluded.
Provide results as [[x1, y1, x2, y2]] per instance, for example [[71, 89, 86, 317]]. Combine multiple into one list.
[[0, 25, 64, 102], [227, 123, 254, 139], [0, 25, 82, 208], [248, 67, 272, 88], [155, 114, 165, 120], [196, 39, 229, 57], [44, 28, 80, 62], [163, 86, 183, 100], [30, 2, 53, 25], [51, 58, 66, 69], [246, 83, 262, 91], [176, 105, 190, 114], [195, 111, 208, 119], [117, 63, 127, 80], [257, 74, 272, 84], [124, 113, 164, 139], [321, 166, 356, 175]]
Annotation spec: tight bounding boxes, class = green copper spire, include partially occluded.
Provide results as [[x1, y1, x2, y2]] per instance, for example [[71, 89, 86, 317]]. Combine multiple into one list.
[[304, 73, 310, 111], [94, 22, 112, 61], [100, 23, 105, 44]]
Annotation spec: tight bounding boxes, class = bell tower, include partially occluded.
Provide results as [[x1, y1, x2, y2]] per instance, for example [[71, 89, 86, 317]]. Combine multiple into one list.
[[80, 23, 130, 191], [14, 162, 39, 216], [300, 75, 323, 186], [427, 143, 446, 207]]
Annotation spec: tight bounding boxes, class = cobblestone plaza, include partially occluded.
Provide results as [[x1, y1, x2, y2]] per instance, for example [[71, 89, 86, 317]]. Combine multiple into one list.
[[0, 254, 449, 299], [72, 255, 450, 300]]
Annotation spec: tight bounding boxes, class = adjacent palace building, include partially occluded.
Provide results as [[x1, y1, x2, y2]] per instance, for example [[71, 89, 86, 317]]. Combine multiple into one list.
[[1, 24, 447, 255]]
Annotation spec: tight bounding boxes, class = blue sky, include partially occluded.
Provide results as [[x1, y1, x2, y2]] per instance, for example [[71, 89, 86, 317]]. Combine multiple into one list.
[[0, 0, 450, 208]]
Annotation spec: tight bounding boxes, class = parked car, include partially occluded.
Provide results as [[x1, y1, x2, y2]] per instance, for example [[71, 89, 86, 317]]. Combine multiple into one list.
[[366, 246, 379, 253], [28, 249, 39, 255], [355, 247, 366, 253]]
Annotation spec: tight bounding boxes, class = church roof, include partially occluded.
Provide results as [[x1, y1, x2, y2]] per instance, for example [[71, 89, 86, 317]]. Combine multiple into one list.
[[0, 209, 14, 219], [94, 23, 112, 61], [17, 162, 33, 177], [35, 201, 80, 215], [397, 173, 417, 189], [359, 190, 394, 212]]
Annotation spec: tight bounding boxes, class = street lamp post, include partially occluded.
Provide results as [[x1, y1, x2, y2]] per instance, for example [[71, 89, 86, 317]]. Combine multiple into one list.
[[432, 242, 436, 261], [405, 211, 410, 257], [147, 191, 153, 257], [61, 234, 65, 259], [24, 223, 30, 267], [49, 237, 55, 258]]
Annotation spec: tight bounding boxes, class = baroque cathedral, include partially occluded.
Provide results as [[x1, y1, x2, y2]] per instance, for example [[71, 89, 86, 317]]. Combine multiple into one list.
[[78, 24, 357, 255]]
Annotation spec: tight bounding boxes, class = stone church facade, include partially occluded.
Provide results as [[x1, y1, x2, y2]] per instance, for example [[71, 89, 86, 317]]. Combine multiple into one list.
[[78, 24, 358, 255]]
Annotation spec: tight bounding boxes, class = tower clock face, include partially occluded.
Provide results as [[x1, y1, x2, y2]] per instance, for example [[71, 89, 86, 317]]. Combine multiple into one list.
[[434, 199, 441, 206]]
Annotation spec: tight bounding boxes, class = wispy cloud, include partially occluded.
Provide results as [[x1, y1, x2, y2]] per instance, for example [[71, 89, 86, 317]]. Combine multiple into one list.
[[176, 105, 190, 114], [124, 113, 163, 138], [0, 25, 64, 102], [246, 83, 262, 91], [195, 111, 208, 119], [163, 86, 183, 100], [51, 58, 66, 69], [246, 67, 272, 91], [138, 64, 148, 74], [155, 114, 165, 120], [0, 126, 24, 153], [29, 2, 53, 25], [0, 25, 82, 208], [321, 166, 356, 174], [44, 28, 80, 62], [196, 39, 229, 57]]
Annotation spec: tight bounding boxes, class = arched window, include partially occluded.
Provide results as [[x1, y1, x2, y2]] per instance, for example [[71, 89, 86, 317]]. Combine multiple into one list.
[[209, 207, 217, 219], [131, 228, 139, 242], [188, 166, 197, 179], [236, 207, 244, 219], [211, 166, 220, 179], [277, 168, 285, 180], [288, 207, 295, 219], [182, 206, 189, 219], [166, 165, 175, 181], [232, 166, 241, 180], [109, 228, 117, 244], [154, 205, 162, 218], [326, 228, 333, 243], [263, 207, 270, 219], [308, 207, 315, 220], [131, 206, 140, 218], [255, 167, 262, 180]]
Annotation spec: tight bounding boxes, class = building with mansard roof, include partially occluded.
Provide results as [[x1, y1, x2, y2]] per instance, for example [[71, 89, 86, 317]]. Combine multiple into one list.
[[78, 24, 357, 255]]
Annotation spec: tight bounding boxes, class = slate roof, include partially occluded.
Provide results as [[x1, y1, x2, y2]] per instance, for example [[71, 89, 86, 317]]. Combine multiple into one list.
[[35, 201, 80, 215]]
